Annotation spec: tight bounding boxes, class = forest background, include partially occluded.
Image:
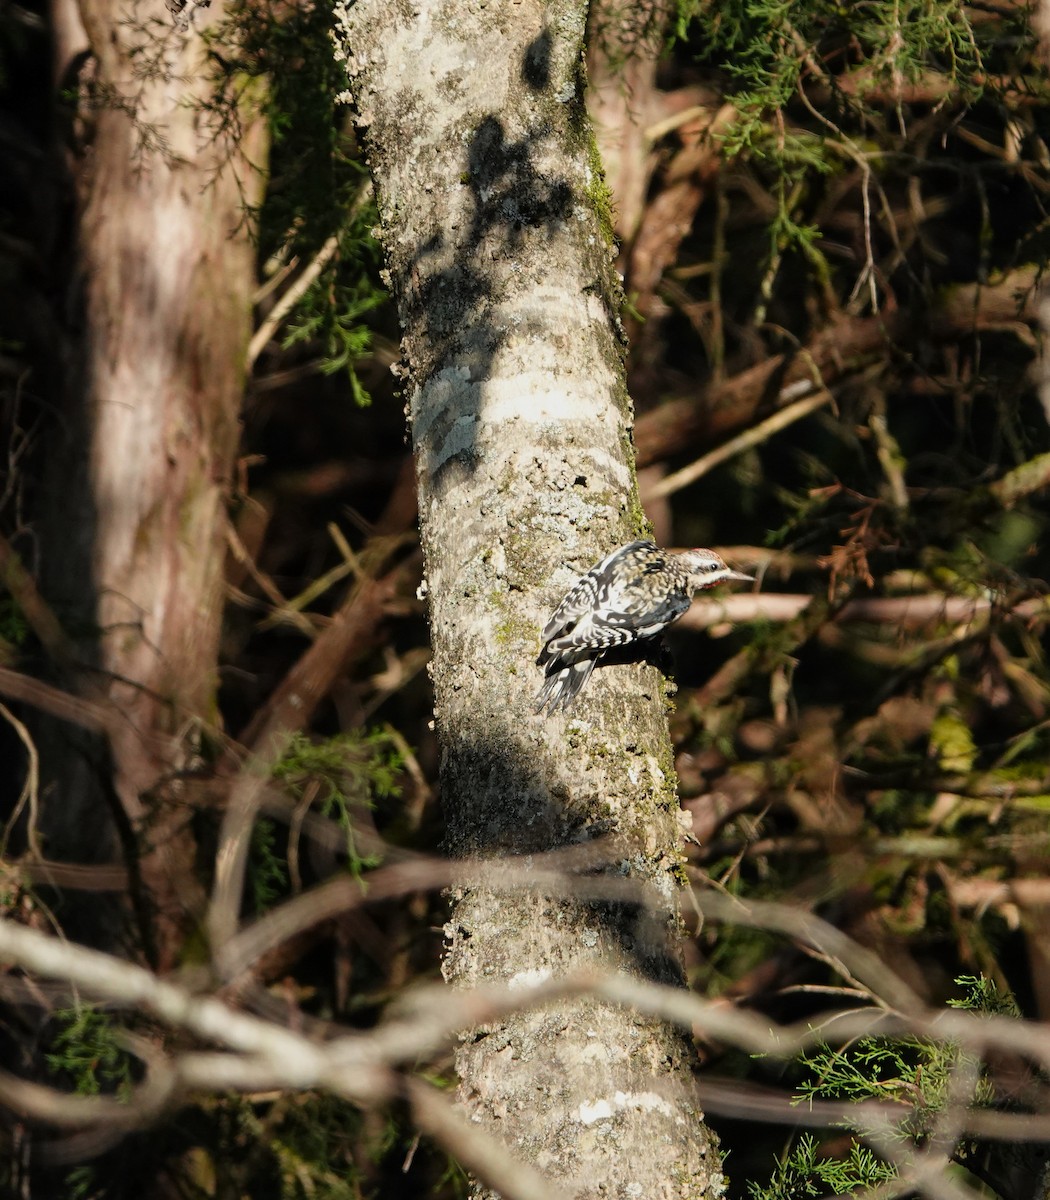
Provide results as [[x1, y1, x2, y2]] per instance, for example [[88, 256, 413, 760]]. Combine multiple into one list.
[[1, 0, 1050, 1196]]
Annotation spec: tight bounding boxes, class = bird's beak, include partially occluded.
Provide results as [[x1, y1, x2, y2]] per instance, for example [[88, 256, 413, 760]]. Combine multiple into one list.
[[724, 570, 754, 583]]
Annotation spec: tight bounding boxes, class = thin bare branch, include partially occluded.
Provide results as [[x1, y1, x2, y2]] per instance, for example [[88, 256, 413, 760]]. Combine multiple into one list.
[[0, 533, 78, 669], [678, 593, 1050, 631], [645, 386, 834, 500], [0, 1064, 174, 1130], [0, 700, 42, 859], [0, 666, 116, 737], [248, 234, 339, 368]]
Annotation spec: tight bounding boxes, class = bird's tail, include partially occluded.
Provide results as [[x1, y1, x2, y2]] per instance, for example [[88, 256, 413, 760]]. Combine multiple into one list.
[[533, 656, 597, 715]]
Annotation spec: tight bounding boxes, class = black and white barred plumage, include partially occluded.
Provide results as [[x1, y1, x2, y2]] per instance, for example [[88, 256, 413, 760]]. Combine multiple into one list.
[[534, 541, 752, 714]]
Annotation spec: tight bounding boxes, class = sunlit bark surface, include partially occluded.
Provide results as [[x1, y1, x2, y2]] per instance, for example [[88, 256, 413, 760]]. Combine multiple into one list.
[[336, 2, 724, 1195]]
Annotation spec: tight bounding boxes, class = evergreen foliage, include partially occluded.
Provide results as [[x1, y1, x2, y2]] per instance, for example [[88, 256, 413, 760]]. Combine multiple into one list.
[[749, 1133, 897, 1200], [749, 975, 1023, 1200], [247, 727, 404, 912], [222, 0, 390, 399], [45, 1006, 135, 1100], [272, 729, 402, 874]]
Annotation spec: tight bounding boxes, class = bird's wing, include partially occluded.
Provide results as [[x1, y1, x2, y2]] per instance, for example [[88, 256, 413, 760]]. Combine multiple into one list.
[[550, 591, 690, 651], [539, 541, 655, 644], [540, 573, 600, 644], [598, 581, 691, 633]]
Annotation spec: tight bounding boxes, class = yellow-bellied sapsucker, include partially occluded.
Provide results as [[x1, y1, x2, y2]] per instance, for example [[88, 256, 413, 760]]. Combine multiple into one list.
[[535, 540, 752, 714]]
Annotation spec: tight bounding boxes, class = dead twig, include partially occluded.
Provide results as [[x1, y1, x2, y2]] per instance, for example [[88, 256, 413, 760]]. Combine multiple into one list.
[[645, 384, 833, 500], [678, 593, 1050, 631], [0, 533, 77, 668], [248, 234, 339, 368], [0, 701, 42, 859]]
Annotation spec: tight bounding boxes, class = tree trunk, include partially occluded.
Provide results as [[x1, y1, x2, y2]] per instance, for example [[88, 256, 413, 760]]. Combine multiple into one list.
[[41, 0, 267, 967], [335, 3, 724, 1196]]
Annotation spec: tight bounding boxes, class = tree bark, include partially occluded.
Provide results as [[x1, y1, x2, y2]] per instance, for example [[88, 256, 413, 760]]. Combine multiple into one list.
[[335, 3, 724, 1196], [41, 0, 267, 967]]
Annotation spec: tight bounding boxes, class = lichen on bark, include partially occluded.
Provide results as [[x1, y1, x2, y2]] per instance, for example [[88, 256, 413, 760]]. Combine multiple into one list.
[[336, 1, 724, 1194]]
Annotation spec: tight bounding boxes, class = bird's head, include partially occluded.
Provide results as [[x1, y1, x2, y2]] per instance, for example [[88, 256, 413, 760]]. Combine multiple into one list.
[[679, 549, 754, 593]]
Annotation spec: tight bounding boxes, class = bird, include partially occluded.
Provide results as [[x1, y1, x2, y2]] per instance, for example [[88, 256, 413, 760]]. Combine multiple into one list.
[[534, 540, 753, 714]]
